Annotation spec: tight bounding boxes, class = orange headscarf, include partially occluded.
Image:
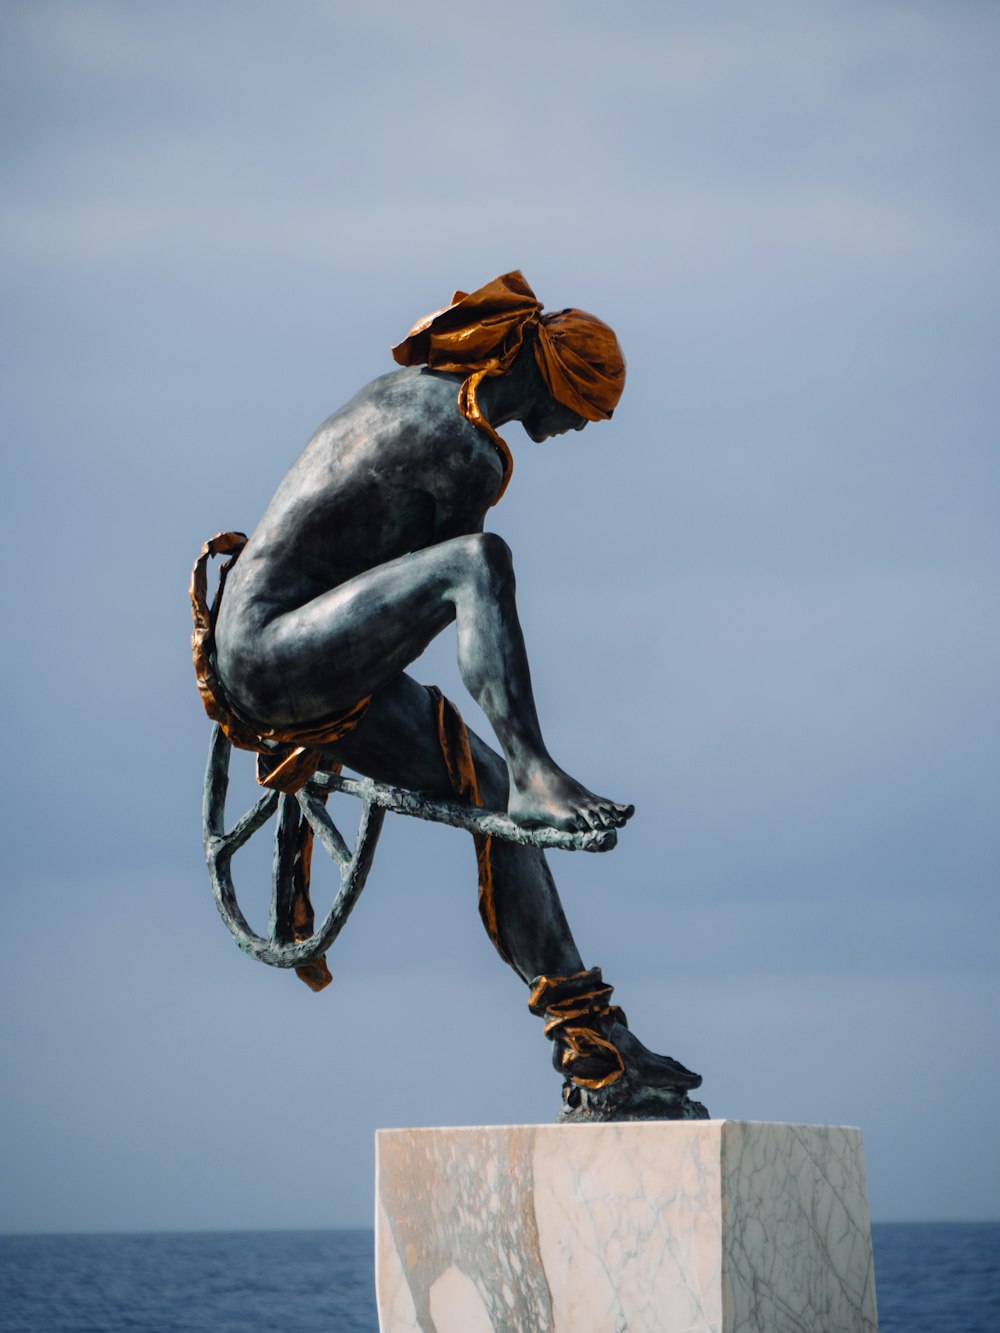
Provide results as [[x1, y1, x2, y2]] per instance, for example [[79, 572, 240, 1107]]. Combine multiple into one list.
[[391, 270, 625, 503]]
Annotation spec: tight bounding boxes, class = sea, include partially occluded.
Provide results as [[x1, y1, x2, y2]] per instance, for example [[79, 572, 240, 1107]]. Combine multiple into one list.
[[0, 1222, 997, 1331]]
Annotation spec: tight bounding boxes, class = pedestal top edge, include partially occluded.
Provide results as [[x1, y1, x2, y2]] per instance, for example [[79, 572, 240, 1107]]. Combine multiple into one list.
[[375, 1119, 863, 1138]]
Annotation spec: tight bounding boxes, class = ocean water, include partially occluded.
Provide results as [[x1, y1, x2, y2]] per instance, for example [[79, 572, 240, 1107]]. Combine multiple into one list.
[[870, 1222, 1000, 1332], [0, 1230, 375, 1333], [0, 1222, 997, 1331]]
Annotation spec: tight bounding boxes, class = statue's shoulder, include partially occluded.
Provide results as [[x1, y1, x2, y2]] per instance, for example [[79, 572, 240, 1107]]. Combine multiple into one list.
[[367, 364, 464, 413], [347, 366, 480, 446], [301, 368, 489, 493]]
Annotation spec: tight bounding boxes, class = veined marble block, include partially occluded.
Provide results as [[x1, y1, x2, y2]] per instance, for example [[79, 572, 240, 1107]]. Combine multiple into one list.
[[375, 1120, 877, 1333]]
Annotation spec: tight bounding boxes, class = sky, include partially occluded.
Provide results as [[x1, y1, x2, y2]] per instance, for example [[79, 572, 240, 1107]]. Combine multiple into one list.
[[1, 0, 998, 1233]]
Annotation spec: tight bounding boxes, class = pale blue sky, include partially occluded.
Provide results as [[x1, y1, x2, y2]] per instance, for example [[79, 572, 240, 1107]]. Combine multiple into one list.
[[2, 0, 998, 1231]]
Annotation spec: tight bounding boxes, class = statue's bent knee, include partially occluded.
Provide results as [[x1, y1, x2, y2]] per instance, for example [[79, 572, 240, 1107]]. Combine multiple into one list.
[[461, 531, 514, 599]]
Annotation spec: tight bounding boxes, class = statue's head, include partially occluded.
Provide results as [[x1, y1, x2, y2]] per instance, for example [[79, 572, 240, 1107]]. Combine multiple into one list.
[[392, 270, 626, 437]]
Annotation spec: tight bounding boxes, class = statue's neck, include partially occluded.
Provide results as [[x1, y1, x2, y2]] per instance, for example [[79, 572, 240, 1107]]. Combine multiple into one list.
[[477, 345, 544, 428]]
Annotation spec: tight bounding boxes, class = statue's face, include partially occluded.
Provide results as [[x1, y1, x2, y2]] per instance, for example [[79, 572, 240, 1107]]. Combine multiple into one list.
[[523, 397, 589, 443]]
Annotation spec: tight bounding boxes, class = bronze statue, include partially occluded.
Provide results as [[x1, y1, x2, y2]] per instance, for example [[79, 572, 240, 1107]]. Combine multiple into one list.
[[192, 271, 707, 1121]]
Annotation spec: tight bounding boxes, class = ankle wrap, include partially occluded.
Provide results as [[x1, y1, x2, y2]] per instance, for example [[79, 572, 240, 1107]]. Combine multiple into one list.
[[528, 967, 626, 1090]]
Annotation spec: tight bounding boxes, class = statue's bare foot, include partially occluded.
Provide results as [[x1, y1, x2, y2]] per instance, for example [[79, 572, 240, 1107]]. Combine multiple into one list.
[[558, 1024, 708, 1124], [508, 763, 634, 833]]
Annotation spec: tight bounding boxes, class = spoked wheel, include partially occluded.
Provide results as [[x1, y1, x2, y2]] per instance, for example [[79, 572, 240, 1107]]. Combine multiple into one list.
[[202, 725, 386, 968], [203, 722, 621, 970]]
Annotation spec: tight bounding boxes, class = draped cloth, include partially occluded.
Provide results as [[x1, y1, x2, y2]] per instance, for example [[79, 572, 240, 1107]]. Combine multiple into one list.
[[428, 686, 510, 966], [528, 968, 626, 1090], [392, 270, 626, 504]]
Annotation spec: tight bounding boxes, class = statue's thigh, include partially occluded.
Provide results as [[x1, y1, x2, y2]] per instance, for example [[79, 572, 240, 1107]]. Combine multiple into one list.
[[323, 673, 450, 792], [325, 672, 509, 807]]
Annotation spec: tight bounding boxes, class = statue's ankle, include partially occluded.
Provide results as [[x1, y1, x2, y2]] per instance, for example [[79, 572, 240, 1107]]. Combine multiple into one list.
[[528, 966, 711, 1122], [528, 967, 627, 1091]]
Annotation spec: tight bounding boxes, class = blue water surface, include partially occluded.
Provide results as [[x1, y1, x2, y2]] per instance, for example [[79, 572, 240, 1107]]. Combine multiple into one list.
[[0, 1230, 376, 1333], [0, 1222, 997, 1330], [871, 1222, 999, 1333]]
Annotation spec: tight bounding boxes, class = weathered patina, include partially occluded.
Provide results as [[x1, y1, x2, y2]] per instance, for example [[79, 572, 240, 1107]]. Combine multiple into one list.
[[193, 271, 707, 1120]]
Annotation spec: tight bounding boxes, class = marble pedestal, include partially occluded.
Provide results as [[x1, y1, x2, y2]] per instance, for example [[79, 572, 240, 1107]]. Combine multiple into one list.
[[375, 1120, 877, 1333]]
